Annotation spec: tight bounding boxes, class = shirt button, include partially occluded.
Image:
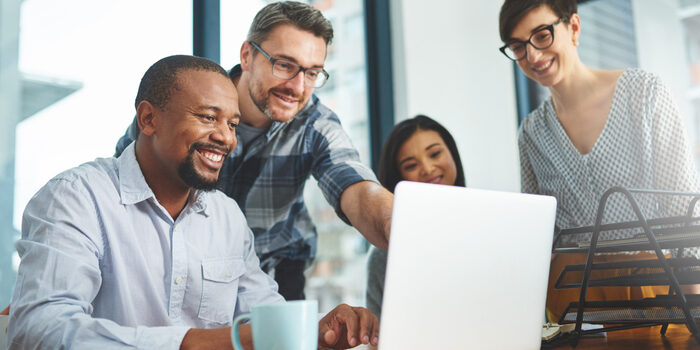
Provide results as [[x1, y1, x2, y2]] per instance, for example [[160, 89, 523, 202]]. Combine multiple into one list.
[[175, 276, 183, 285], [173, 225, 178, 232], [226, 269, 231, 277]]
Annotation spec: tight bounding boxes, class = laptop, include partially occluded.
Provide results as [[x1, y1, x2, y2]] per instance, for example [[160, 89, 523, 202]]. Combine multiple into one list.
[[378, 181, 556, 350]]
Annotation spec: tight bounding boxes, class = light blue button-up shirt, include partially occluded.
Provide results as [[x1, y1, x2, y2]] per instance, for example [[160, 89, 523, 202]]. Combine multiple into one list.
[[8, 143, 284, 349]]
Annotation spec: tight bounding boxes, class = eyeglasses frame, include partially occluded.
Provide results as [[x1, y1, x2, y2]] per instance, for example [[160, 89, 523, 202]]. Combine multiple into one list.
[[248, 41, 330, 88], [499, 19, 562, 61]]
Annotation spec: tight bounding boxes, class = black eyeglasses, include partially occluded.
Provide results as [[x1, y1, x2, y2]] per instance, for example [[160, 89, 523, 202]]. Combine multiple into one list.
[[499, 19, 561, 61], [248, 41, 329, 88]]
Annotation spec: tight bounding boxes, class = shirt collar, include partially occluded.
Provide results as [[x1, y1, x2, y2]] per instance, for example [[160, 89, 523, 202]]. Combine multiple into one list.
[[117, 142, 155, 205], [189, 189, 209, 215], [117, 142, 210, 215]]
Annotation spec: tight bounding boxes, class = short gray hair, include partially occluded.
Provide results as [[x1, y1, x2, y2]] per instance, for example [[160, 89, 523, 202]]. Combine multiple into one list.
[[247, 1, 333, 46]]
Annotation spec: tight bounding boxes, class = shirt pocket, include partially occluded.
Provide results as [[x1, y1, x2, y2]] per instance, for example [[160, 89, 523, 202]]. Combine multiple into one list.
[[198, 257, 246, 324]]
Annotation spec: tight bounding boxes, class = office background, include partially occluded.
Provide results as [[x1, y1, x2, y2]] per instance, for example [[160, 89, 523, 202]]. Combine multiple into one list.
[[1, 0, 699, 313]]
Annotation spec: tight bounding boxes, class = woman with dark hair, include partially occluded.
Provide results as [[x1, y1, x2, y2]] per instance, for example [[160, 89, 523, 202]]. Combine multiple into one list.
[[366, 115, 465, 319], [376, 115, 466, 193], [499, 0, 700, 320]]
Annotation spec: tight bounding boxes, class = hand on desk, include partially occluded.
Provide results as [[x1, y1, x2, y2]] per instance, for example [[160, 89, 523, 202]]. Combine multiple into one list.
[[319, 304, 379, 348], [180, 304, 378, 350]]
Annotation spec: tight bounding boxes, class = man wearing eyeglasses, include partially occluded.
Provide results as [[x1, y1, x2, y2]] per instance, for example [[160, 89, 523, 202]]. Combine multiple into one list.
[[116, 1, 393, 301]]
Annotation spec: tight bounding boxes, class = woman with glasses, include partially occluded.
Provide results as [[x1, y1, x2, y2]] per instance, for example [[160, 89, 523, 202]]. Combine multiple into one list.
[[499, 0, 700, 321]]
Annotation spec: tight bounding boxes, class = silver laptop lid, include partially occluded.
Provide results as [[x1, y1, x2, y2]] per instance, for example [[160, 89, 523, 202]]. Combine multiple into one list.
[[379, 182, 556, 350]]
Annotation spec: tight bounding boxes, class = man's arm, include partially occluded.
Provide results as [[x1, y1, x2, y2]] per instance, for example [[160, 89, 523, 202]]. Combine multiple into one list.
[[9, 176, 190, 349], [339, 181, 392, 249], [180, 304, 380, 350], [308, 112, 393, 249], [180, 326, 251, 350]]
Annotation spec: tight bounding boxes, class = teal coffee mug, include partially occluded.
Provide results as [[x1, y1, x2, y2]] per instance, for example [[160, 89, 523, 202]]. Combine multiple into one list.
[[231, 300, 318, 350]]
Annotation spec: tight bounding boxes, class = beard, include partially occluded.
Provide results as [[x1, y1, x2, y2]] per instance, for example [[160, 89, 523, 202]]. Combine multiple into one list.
[[249, 81, 304, 123], [177, 143, 227, 191], [250, 85, 275, 121]]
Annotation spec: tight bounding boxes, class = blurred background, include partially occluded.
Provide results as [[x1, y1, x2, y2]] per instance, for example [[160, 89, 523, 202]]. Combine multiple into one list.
[[1, 0, 700, 313]]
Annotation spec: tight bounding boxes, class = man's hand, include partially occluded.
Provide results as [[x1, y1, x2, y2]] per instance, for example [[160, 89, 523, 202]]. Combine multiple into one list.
[[0, 305, 8, 315], [318, 304, 379, 348]]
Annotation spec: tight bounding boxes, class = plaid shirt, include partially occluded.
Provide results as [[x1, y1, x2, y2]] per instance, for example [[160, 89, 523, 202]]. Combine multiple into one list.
[[116, 65, 377, 270]]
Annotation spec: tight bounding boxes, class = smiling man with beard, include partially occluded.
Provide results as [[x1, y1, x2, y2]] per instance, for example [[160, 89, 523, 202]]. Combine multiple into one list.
[[8, 55, 379, 350], [177, 140, 229, 191], [116, 1, 394, 301]]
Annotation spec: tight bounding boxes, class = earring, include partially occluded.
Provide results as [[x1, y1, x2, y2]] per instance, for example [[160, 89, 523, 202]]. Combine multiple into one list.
[[573, 38, 579, 47]]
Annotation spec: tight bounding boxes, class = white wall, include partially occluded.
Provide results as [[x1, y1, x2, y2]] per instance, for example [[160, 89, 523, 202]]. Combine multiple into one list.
[[390, 0, 521, 192]]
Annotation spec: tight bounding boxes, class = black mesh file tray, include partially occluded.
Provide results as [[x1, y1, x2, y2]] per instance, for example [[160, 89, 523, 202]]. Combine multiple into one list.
[[554, 258, 700, 289], [551, 187, 700, 346], [562, 307, 700, 324]]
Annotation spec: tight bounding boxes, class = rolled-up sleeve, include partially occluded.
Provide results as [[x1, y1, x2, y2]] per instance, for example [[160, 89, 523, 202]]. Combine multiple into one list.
[[9, 178, 189, 350], [309, 114, 378, 224]]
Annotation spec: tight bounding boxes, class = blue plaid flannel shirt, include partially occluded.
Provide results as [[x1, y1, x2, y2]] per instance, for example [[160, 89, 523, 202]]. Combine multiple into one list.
[[115, 65, 378, 271]]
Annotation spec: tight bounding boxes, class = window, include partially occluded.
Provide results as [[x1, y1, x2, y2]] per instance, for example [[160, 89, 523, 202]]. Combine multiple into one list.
[[0, 0, 192, 306]]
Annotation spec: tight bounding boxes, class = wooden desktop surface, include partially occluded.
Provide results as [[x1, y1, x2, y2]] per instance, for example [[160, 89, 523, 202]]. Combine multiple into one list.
[[555, 324, 699, 349], [353, 324, 699, 349]]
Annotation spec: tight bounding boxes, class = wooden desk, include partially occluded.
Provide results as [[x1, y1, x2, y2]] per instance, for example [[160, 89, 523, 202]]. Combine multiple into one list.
[[557, 324, 699, 349], [355, 325, 699, 349]]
